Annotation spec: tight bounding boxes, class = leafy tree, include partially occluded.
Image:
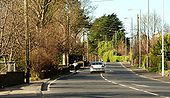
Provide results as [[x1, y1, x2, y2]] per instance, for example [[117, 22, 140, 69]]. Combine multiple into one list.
[[88, 13, 125, 54], [90, 13, 124, 41], [149, 34, 170, 72]]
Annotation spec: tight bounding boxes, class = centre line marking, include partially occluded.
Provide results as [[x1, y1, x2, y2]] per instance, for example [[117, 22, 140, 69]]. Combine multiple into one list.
[[132, 83, 150, 87]]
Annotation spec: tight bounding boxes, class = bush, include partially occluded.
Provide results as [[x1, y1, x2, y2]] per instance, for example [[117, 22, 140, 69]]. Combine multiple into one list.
[[30, 48, 59, 78], [149, 54, 162, 72], [141, 55, 147, 68], [101, 50, 129, 62], [164, 70, 170, 77], [109, 56, 129, 62], [103, 51, 109, 62]]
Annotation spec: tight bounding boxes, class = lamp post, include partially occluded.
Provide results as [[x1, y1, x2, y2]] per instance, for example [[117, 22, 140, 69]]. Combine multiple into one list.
[[124, 17, 133, 64], [139, 10, 142, 67], [128, 9, 142, 67], [24, 0, 31, 83], [125, 33, 127, 56], [146, 0, 150, 68], [87, 31, 89, 61], [124, 32, 129, 57], [161, 0, 165, 77], [66, 0, 70, 66], [123, 18, 130, 56], [130, 18, 134, 65]]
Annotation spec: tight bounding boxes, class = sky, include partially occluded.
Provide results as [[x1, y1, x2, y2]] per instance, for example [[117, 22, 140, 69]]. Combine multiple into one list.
[[90, 0, 170, 33]]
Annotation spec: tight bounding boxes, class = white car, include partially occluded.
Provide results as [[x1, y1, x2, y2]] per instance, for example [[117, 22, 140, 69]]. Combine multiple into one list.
[[90, 61, 105, 73]]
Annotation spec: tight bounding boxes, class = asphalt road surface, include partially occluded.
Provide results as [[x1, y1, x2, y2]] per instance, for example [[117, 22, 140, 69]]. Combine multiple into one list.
[[2, 62, 170, 98], [42, 62, 170, 98]]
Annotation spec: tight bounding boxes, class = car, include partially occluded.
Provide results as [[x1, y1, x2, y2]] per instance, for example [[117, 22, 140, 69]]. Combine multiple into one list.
[[90, 61, 105, 73]]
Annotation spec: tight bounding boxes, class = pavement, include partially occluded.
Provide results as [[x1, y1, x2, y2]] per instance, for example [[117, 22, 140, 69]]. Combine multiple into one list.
[[0, 79, 49, 97], [0, 72, 76, 97], [122, 62, 170, 83], [1, 63, 170, 97]]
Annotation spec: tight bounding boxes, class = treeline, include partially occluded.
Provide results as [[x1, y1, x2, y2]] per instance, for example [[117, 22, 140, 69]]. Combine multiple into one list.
[[89, 12, 170, 72], [0, 0, 92, 78], [88, 13, 126, 61]]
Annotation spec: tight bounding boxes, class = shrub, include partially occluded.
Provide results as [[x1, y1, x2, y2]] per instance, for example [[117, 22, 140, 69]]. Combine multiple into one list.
[[101, 50, 129, 62], [30, 48, 59, 77], [109, 56, 129, 62], [149, 54, 162, 72], [103, 51, 109, 62]]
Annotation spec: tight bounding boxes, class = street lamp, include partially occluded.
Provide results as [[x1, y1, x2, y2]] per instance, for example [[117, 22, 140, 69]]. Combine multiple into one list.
[[87, 31, 89, 62], [161, 0, 165, 77], [24, 0, 31, 84], [123, 18, 131, 56], [124, 17, 134, 65], [147, 0, 150, 68], [128, 9, 142, 67], [64, 0, 70, 66], [124, 32, 129, 56]]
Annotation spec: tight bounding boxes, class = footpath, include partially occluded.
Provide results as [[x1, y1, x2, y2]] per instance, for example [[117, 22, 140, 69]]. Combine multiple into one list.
[[122, 62, 170, 83], [0, 79, 48, 97], [0, 72, 76, 97]]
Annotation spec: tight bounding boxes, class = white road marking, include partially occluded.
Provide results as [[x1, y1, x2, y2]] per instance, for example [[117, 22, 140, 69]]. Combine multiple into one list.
[[100, 73, 169, 98], [128, 86, 140, 91], [119, 84, 128, 88], [47, 79, 57, 91], [143, 90, 159, 96], [132, 83, 150, 87], [101, 74, 117, 85], [47, 73, 75, 91], [120, 62, 170, 84]]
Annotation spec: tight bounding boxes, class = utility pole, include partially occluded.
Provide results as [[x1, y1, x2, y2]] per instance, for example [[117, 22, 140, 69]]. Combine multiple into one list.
[[24, 0, 30, 83], [161, 0, 165, 77], [64, 0, 70, 66], [66, 11, 70, 66], [128, 9, 142, 66], [0, 0, 2, 48], [125, 35, 127, 56], [139, 10, 142, 68], [87, 32, 89, 61], [83, 31, 85, 67], [131, 18, 133, 65], [147, 0, 150, 68], [137, 14, 139, 66], [114, 32, 117, 56]]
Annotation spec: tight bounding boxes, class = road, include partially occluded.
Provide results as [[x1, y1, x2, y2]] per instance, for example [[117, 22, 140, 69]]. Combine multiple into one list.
[[1, 62, 170, 98], [42, 62, 170, 98]]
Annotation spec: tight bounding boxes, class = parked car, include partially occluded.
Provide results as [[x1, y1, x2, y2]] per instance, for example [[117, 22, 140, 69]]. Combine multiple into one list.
[[90, 61, 105, 73]]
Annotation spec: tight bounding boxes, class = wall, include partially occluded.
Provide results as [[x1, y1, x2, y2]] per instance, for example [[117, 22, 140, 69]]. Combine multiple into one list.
[[0, 72, 25, 88]]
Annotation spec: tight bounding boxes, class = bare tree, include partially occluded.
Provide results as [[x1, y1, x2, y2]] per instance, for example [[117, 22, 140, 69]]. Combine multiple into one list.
[[141, 11, 161, 36], [0, 0, 91, 77], [0, 0, 25, 72]]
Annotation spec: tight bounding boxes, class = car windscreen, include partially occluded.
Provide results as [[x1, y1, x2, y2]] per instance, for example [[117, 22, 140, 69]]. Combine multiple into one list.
[[91, 62, 103, 65]]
